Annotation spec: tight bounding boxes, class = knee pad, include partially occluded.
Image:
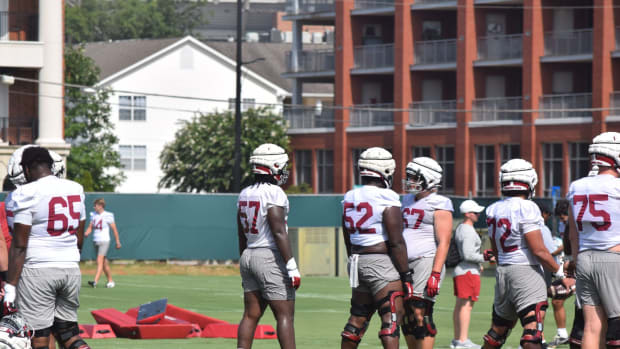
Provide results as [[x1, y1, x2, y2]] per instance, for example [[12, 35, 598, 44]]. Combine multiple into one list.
[[518, 301, 547, 346], [33, 326, 52, 338], [376, 290, 403, 339], [405, 297, 436, 339], [606, 317, 620, 348], [350, 300, 374, 318], [341, 322, 369, 344], [52, 319, 81, 346], [570, 307, 584, 348], [484, 328, 510, 349]]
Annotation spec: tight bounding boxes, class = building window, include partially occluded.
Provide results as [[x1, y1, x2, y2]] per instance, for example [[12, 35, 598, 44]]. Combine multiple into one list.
[[295, 150, 312, 186], [569, 142, 589, 181], [501, 144, 520, 164], [119, 145, 147, 171], [228, 98, 256, 112], [543, 143, 563, 197], [435, 146, 454, 194], [476, 145, 495, 197], [412, 146, 431, 158], [317, 149, 333, 193], [119, 96, 146, 121]]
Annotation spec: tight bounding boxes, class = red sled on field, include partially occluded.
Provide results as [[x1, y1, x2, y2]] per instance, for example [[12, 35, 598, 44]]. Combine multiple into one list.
[[91, 299, 276, 340]]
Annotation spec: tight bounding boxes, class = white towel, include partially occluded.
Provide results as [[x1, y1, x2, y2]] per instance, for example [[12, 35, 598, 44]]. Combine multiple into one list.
[[348, 254, 359, 288]]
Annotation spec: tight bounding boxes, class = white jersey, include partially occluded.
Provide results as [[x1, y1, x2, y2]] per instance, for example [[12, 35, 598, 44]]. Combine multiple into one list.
[[5, 192, 14, 233], [342, 185, 401, 247], [89, 211, 115, 242], [567, 174, 620, 251], [238, 182, 289, 249], [401, 192, 453, 260], [7, 175, 85, 268], [485, 197, 543, 265]]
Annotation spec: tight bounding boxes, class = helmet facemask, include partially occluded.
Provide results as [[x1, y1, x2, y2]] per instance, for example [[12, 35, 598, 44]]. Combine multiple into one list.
[[404, 170, 427, 194]]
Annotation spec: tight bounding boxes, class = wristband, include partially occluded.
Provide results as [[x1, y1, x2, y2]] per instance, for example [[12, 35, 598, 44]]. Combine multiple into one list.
[[286, 258, 298, 271]]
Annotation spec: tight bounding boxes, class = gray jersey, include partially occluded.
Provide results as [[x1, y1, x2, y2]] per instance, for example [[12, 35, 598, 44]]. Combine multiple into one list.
[[453, 223, 484, 276]]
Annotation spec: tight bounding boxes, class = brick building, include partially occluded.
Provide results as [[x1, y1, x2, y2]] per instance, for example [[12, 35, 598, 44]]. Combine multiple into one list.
[[283, 0, 619, 197], [0, 0, 69, 177]]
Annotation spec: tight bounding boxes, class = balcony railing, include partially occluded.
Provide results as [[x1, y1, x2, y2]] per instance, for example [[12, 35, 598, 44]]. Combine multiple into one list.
[[0, 12, 38, 41], [413, 0, 455, 3], [285, 108, 335, 129], [539, 93, 592, 119], [472, 97, 522, 122], [355, 0, 394, 9], [409, 100, 457, 126], [287, 0, 335, 14], [414, 39, 457, 65], [286, 49, 335, 73], [544, 29, 592, 57], [477, 34, 523, 61], [354, 44, 394, 70], [350, 103, 393, 127]]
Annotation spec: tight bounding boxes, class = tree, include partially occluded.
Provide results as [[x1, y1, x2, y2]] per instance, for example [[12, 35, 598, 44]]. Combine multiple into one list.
[[64, 46, 124, 192], [159, 108, 289, 193], [65, 0, 208, 44]]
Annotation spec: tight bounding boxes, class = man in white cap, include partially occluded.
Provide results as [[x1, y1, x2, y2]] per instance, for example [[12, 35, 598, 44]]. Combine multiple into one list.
[[451, 199, 495, 349]]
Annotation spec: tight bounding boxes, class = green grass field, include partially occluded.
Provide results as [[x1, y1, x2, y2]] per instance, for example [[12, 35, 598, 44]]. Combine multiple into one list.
[[79, 270, 574, 348]]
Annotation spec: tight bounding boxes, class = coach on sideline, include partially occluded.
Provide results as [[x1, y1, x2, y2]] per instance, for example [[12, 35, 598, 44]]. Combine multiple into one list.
[[452, 199, 494, 349]]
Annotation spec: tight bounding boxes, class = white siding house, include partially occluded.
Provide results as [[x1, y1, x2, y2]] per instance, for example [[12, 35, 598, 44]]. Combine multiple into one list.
[[86, 36, 289, 193]]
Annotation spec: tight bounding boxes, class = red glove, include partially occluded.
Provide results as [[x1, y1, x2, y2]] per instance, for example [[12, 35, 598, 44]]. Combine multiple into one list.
[[400, 270, 415, 300], [483, 249, 495, 261], [425, 271, 441, 297]]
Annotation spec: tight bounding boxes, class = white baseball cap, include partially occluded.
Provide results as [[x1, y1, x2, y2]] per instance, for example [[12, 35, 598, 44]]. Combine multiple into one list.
[[459, 200, 485, 214]]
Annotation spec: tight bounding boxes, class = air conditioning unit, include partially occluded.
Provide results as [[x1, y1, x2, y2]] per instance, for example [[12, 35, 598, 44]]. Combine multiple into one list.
[[245, 32, 260, 42]]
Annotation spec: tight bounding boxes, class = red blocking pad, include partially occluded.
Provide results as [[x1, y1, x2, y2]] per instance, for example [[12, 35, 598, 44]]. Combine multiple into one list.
[[78, 324, 116, 339], [201, 323, 277, 339]]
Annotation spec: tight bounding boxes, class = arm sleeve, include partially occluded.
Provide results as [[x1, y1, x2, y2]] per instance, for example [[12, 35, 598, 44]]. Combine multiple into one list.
[[10, 187, 37, 226], [265, 186, 288, 210], [459, 226, 485, 263], [429, 195, 454, 212], [520, 201, 543, 234]]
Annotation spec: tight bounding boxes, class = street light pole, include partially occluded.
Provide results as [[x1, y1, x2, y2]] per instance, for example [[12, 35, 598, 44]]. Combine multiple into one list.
[[232, 0, 243, 193]]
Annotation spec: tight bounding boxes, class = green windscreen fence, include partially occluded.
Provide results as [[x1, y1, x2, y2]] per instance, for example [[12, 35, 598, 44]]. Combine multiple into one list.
[[1, 193, 555, 261]]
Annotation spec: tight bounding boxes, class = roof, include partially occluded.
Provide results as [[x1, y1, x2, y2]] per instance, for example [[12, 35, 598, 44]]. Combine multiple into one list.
[[81, 37, 333, 96], [205, 41, 333, 95], [82, 38, 181, 80]]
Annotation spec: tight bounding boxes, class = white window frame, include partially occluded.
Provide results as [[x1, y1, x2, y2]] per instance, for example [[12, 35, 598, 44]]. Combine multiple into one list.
[[119, 145, 147, 171], [295, 150, 312, 186], [501, 144, 520, 164], [476, 145, 495, 197], [317, 149, 333, 193], [435, 146, 454, 194], [543, 143, 563, 197], [119, 95, 146, 121], [569, 142, 589, 181]]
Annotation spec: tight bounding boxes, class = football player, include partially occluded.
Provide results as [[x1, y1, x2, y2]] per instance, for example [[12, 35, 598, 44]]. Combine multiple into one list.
[[340, 147, 413, 349], [400, 157, 454, 349], [237, 143, 300, 349], [567, 132, 620, 349], [84, 198, 121, 288], [4, 146, 90, 349], [482, 159, 574, 349]]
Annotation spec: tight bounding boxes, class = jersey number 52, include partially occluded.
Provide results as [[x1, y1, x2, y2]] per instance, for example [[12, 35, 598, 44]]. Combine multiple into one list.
[[48, 195, 81, 236]]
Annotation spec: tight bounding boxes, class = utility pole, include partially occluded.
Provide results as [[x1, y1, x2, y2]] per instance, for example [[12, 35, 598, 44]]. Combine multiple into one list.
[[232, 0, 243, 193]]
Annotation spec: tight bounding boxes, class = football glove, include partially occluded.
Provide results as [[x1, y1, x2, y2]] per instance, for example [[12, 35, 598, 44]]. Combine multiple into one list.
[[425, 271, 441, 297], [2, 283, 17, 315], [483, 249, 495, 261], [400, 270, 414, 300], [286, 258, 301, 290]]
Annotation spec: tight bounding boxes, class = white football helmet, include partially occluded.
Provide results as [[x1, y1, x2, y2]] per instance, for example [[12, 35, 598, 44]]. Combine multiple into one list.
[[589, 132, 620, 170], [8, 145, 65, 186], [500, 158, 538, 197], [0, 313, 33, 349], [358, 147, 396, 188], [404, 157, 442, 194], [249, 143, 289, 185]]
